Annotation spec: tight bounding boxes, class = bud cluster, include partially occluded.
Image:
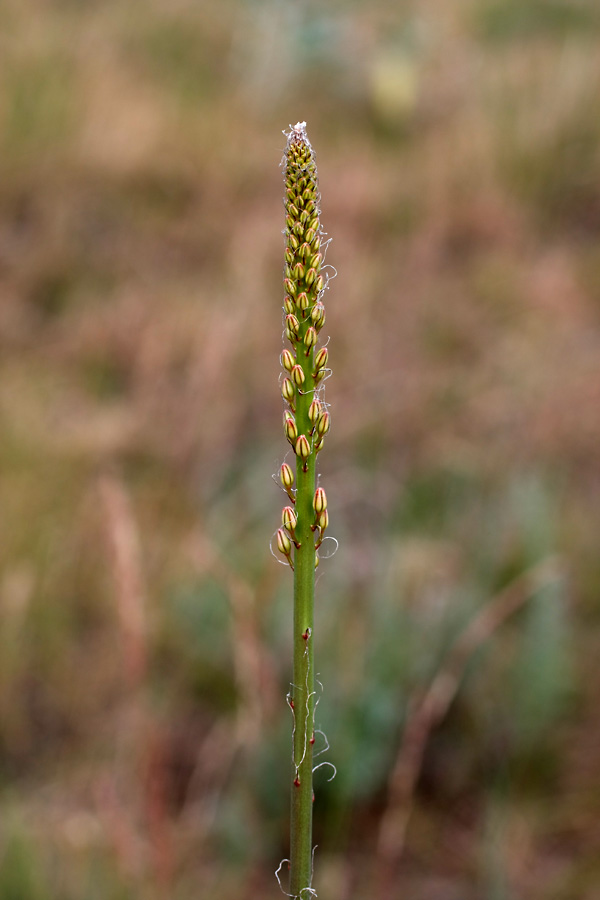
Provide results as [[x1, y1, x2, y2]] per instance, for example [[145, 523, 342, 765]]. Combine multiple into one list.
[[276, 122, 332, 571]]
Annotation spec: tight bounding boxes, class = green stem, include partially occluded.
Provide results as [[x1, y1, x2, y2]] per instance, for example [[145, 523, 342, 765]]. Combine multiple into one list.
[[290, 378, 316, 897]]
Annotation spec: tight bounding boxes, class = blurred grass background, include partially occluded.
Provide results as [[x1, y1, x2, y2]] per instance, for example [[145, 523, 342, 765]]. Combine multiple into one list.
[[1, 0, 600, 897]]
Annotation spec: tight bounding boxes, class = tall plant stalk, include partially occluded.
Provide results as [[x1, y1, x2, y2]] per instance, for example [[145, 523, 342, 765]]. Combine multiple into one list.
[[276, 122, 331, 899]]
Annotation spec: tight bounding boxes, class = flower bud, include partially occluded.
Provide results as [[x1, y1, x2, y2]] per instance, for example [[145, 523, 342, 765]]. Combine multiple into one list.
[[309, 216, 319, 230], [276, 527, 292, 557], [310, 252, 323, 271], [284, 277, 296, 296], [285, 314, 299, 337], [285, 247, 294, 265], [281, 378, 295, 404], [299, 209, 310, 224], [315, 552, 319, 569], [286, 188, 295, 202], [313, 487, 327, 514], [288, 203, 299, 219], [308, 399, 322, 425], [315, 275, 324, 292], [313, 368, 326, 386], [311, 302, 325, 330], [292, 261, 305, 281], [304, 326, 317, 351], [286, 215, 294, 230], [280, 463, 294, 491], [302, 186, 314, 202], [305, 200, 316, 214], [317, 509, 329, 532], [311, 235, 321, 251], [299, 242, 312, 259], [294, 220, 304, 237], [314, 347, 328, 372], [284, 296, 295, 315], [305, 268, 317, 286], [284, 411, 298, 443], [296, 291, 310, 312], [281, 349, 295, 371], [288, 233, 299, 251], [295, 434, 311, 460], [282, 505, 298, 534], [316, 411, 330, 436], [291, 364, 305, 387], [305, 228, 316, 243]]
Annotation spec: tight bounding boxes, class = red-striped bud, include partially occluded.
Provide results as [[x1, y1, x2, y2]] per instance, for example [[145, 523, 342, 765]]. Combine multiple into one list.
[[291, 364, 305, 387], [281, 349, 295, 371], [308, 399, 322, 426], [313, 487, 327, 514], [280, 463, 294, 491], [284, 277, 296, 296], [284, 411, 298, 443], [316, 411, 330, 436], [281, 378, 295, 404], [305, 268, 317, 286], [296, 291, 310, 312], [311, 301, 325, 330], [295, 434, 311, 460], [314, 347, 328, 373], [282, 506, 298, 534], [276, 528, 292, 558], [304, 326, 317, 351]]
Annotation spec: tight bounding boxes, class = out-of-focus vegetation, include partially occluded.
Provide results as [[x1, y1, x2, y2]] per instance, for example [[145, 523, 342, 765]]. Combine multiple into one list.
[[1, 0, 600, 897]]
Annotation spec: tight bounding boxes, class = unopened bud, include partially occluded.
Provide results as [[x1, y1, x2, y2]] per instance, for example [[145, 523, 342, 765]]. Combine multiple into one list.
[[282, 506, 297, 534], [295, 434, 311, 460], [288, 233, 299, 251], [284, 277, 296, 296], [315, 552, 319, 569], [315, 275, 324, 292], [285, 314, 299, 337], [284, 411, 298, 443], [299, 242, 311, 259], [285, 247, 294, 265], [286, 215, 294, 230], [296, 291, 310, 312], [294, 220, 304, 237], [304, 326, 317, 351], [317, 509, 329, 531], [291, 364, 305, 387], [316, 411, 330, 436], [292, 261, 305, 281], [310, 252, 323, 270], [305, 268, 317, 286], [288, 203, 299, 219], [280, 463, 294, 491], [314, 347, 328, 372], [308, 399, 322, 425], [276, 528, 292, 557], [281, 349, 295, 371], [284, 296, 295, 315], [311, 302, 325, 330], [281, 378, 295, 404], [299, 209, 310, 224], [305, 228, 316, 243], [313, 487, 327, 514]]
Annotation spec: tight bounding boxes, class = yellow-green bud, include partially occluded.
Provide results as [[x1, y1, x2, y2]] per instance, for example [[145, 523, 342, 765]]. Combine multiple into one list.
[[284, 277, 296, 296], [314, 347, 328, 372], [284, 411, 298, 443], [316, 411, 330, 436], [313, 487, 327, 514], [296, 291, 310, 312], [291, 364, 305, 387], [295, 434, 311, 459], [304, 326, 317, 351], [317, 509, 329, 532], [286, 215, 294, 230], [281, 349, 295, 371], [305, 268, 317, 286], [285, 314, 299, 337], [288, 203, 299, 219], [280, 463, 294, 491], [305, 228, 316, 243], [311, 302, 325, 330], [299, 209, 310, 224], [315, 275, 324, 292], [310, 252, 323, 270], [276, 527, 292, 558], [285, 247, 294, 265], [308, 399, 322, 425], [294, 220, 304, 237], [281, 378, 295, 404], [299, 242, 312, 259], [292, 261, 305, 281], [282, 505, 298, 534], [284, 296, 295, 315], [288, 233, 299, 251]]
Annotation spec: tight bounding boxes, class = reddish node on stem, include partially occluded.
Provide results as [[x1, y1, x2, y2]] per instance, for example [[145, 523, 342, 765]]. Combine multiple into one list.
[[289, 699, 294, 709], [294, 776, 301, 787], [309, 734, 315, 745], [302, 629, 310, 641]]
